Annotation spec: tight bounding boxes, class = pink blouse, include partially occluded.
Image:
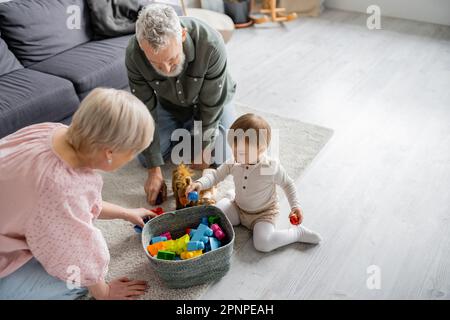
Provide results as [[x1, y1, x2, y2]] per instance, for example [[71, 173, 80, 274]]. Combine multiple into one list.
[[0, 123, 109, 286]]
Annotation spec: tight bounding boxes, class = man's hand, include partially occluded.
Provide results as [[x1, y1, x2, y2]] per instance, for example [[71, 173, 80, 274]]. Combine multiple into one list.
[[144, 167, 167, 205]]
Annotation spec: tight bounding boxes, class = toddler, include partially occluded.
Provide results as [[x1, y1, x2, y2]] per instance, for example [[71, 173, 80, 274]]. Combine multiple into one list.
[[186, 113, 321, 252]]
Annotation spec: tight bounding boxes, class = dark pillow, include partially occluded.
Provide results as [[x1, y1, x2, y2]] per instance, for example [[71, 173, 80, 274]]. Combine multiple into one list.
[[0, 0, 92, 67], [86, 0, 146, 39], [0, 36, 22, 76], [86, 0, 184, 39]]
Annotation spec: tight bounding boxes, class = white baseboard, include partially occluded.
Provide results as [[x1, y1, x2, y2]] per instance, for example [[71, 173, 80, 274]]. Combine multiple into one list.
[[325, 0, 450, 26]]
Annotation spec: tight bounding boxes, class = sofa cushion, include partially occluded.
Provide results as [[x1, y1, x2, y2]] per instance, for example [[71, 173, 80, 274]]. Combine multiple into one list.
[[29, 35, 132, 97], [0, 0, 92, 67], [0, 69, 80, 138], [186, 8, 234, 43], [0, 36, 22, 77]]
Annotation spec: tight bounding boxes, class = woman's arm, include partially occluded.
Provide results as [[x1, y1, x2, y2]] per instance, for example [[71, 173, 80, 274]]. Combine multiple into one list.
[[98, 201, 130, 220], [88, 278, 148, 300], [99, 201, 156, 227]]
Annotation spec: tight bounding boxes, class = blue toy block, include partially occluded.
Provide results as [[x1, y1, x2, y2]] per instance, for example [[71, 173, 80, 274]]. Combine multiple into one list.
[[191, 223, 213, 243], [133, 217, 150, 233], [189, 228, 197, 238], [209, 237, 221, 251], [187, 191, 199, 202], [201, 216, 209, 226], [187, 241, 205, 251], [150, 236, 167, 244]]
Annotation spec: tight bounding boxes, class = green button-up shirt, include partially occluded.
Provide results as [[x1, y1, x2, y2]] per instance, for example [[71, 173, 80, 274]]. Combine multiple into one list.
[[125, 17, 236, 168]]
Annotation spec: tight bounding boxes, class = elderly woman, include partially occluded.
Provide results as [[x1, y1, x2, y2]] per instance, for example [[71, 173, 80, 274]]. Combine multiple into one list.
[[0, 88, 155, 300]]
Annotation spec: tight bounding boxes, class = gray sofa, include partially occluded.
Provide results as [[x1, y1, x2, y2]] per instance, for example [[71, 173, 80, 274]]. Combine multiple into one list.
[[0, 0, 133, 138]]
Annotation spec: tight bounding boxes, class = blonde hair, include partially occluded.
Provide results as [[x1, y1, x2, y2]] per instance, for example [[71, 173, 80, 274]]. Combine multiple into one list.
[[67, 88, 154, 154], [227, 113, 272, 151]]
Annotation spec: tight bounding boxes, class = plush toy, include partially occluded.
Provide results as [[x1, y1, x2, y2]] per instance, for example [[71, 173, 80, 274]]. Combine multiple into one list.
[[172, 163, 216, 209]]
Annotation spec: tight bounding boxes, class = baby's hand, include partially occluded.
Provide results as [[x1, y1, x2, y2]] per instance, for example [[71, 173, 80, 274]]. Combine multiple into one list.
[[289, 207, 303, 225], [185, 182, 202, 199]]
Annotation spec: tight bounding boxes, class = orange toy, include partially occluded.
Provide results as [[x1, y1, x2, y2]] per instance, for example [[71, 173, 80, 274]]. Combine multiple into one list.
[[172, 163, 216, 210]]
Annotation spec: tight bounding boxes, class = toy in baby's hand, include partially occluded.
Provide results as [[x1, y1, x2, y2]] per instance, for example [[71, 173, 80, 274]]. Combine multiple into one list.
[[172, 163, 216, 210], [188, 191, 199, 202], [290, 214, 300, 225]]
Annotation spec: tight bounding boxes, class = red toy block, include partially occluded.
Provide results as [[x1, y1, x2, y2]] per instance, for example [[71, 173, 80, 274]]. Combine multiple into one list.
[[151, 207, 164, 215], [290, 214, 300, 225]]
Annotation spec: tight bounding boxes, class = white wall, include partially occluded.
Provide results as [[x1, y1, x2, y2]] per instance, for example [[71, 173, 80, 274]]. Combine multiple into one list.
[[325, 0, 450, 26]]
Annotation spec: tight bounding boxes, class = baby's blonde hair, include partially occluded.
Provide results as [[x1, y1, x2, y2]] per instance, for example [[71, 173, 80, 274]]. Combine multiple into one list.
[[227, 113, 271, 151], [67, 88, 154, 154]]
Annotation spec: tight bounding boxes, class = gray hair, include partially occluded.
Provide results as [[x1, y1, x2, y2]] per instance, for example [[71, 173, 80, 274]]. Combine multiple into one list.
[[136, 4, 182, 52]]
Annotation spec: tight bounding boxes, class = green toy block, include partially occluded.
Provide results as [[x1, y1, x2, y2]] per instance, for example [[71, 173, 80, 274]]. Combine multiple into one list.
[[208, 215, 220, 225], [157, 250, 175, 260]]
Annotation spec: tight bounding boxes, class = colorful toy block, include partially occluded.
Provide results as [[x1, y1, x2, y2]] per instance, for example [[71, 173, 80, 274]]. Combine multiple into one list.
[[180, 250, 203, 260], [157, 250, 175, 260], [155, 190, 164, 205], [150, 236, 167, 244], [160, 231, 172, 240], [161, 234, 190, 255], [174, 234, 190, 254], [208, 215, 220, 225], [187, 191, 199, 202], [133, 217, 150, 233], [191, 223, 213, 243], [187, 241, 205, 251], [290, 214, 300, 225], [209, 237, 221, 251], [210, 224, 225, 241], [189, 228, 197, 238], [147, 242, 165, 256], [151, 207, 165, 215], [201, 216, 209, 225]]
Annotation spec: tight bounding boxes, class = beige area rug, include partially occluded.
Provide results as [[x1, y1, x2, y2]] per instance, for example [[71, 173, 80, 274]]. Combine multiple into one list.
[[92, 103, 333, 300]]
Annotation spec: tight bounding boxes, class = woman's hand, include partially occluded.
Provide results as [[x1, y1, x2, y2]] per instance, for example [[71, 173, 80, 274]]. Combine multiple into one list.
[[124, 208, 157, 227], [185, 181, 202, 199], [89, 277, 148, 300], [289, 207, 303, 225]]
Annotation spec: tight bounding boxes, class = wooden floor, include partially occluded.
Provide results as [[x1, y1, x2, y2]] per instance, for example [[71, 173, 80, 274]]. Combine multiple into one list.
[[201, 9, 450, 299]]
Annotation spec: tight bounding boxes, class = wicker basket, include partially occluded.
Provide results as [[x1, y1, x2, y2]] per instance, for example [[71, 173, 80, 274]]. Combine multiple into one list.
[[142, 205, 235, 288]]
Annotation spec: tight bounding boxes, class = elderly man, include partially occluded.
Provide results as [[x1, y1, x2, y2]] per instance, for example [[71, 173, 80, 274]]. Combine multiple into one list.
[[126, 4, 236, 205]]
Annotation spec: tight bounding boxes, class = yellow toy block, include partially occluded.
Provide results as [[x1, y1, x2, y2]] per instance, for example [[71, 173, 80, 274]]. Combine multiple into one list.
[[148, 234, 192, 257], [161, 234, 190, 255], [180, 250, 203, 260]]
